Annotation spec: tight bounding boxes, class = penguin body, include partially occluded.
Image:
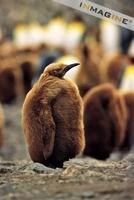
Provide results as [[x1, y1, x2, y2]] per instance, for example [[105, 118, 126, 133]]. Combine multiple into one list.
[[83, 83, 127, 160], [0, 104, 4, 148], [22, 63, 84, 168]]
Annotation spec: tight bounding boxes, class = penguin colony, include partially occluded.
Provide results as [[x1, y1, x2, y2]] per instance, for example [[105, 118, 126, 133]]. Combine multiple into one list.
[[0, 43, 37, 104], [0, 41, 133, 167], [22, 63, 85, 168], [22, 62, 134, 166]]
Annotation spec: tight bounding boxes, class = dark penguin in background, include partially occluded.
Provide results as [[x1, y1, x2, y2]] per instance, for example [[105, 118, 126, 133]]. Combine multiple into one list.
[[119, 91, 134, 154], [22, 63, 85, 168], [83, 83, 128, 160], [0, 104, 4, 148], [20, 61, 35, 95], [0, 65, 23, 104]]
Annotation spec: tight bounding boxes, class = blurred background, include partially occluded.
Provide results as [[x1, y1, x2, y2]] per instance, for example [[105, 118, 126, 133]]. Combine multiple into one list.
[[0, 0, 134, 161]]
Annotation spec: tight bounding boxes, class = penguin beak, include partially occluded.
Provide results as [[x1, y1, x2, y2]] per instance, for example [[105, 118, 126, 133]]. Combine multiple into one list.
[[61, 63, 80, 76]]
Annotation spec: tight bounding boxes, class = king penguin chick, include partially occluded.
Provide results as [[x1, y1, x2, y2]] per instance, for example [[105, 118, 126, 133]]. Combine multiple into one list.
[[22, 63, 85, 168], [83, 83, 128, 160], [119, 91, 134, 154], [0, 104, 4, 148]]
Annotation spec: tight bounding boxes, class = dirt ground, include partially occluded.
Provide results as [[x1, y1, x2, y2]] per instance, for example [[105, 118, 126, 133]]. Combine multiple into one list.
[[0, 101, 134, 200]]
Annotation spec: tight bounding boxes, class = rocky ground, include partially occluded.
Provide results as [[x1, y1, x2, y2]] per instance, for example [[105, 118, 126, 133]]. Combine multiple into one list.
[[0, 101, 134, 200]]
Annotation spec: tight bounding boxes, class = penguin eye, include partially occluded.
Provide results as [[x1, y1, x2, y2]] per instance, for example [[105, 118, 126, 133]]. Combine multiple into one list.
[[49, 70, 55, 76], [49, 69, 61, 76], [56, 68, 62, 72]]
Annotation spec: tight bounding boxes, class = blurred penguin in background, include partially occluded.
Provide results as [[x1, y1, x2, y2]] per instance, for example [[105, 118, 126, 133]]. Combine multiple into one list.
[[83, 83, 128, 160], [120, 28, 134, 55], [119, 91, 134, 154], [22, 63, 85, 168], [75, 41, 102, 97], [0, 65, 23, 104], [20, 61, 35, 95], [0, 104, 4, 148], [46, 12, 67, 48], [101, 53, 131, 87], [65, 15, 86, 53], [100, 21, 120, 53]]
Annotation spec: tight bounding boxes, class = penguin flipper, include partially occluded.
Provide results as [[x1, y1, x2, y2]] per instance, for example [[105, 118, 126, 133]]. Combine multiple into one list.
[[41, 107, 56, 160]]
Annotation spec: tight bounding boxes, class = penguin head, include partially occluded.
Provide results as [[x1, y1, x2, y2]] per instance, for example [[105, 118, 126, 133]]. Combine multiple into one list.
[[44, 63, 80, 78]]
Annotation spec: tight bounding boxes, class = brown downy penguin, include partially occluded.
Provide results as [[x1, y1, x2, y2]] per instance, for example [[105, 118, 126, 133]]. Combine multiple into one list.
[[0, 65, 23, 104], [22, 63, 85, 168], [101, 53, 131, 87], [75, 42, 102, 97], [119, 91, 134, 153], [83, 83, 128, 160], [0, 104, 4, 148]]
